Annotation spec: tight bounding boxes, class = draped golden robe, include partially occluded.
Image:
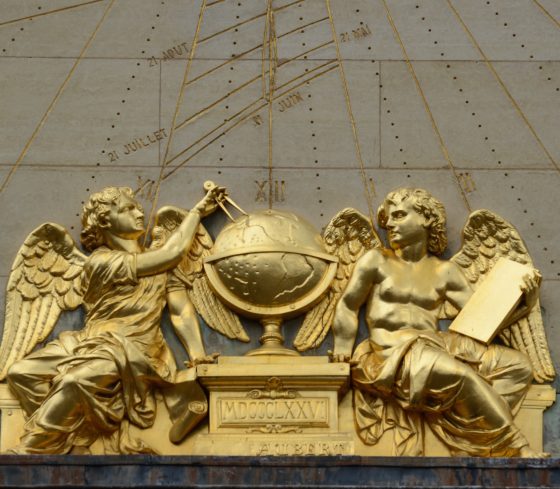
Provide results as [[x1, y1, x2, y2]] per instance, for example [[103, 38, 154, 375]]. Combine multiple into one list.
[[352, 328, 533, 456], [7, 247, 189, 454]]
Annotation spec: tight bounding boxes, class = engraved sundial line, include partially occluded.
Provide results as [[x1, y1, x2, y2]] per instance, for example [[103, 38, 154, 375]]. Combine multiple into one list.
[[206, 0, 227, 7], [175, 39, 333, 130], [153, 0, 383, 222], [166, 60, 338, 169], [378, 62, 382, 169], [198, 0, 306, 45], [161, 0, 208, 169], [164, 13, 332, 158], [155, 2, 342, 181], [174, 21, 331, 133], [261, 4, 268, 101], [143, 0, 208, 245], [326, 0, 376, 227], [447, 0, 560, 174], [147, 0, 459, 229], [0, 0, 116, 195], [0, 0, 107, 28], [381, 0, 473, 214], [532, 0, 560, 30], [162, 63, 339, 181], [159, 52, 163, 169], [176, 73, 262, 131], [266, 0, 278, 209], [184, 16, 330, 89]]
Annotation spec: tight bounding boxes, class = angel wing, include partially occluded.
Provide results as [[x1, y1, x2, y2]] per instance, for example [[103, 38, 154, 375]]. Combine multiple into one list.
[[0, 223, 86, 380], [293, 208, 382, 352], [152, 206, 249, 342], [451, 209, 555, 383]]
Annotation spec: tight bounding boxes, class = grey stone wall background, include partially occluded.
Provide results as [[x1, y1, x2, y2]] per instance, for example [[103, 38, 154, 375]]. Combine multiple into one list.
[[0, 0, 559, 453]]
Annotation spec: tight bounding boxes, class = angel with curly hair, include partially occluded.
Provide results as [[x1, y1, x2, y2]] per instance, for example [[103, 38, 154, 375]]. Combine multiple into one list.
[[2, 184, 248, 454], [331, 187, 554, 457]]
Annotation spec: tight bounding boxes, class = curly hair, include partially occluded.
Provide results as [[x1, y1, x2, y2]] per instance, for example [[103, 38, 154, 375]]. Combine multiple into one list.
[[377, 187, 448, 255], [80, 187, 138, 252]]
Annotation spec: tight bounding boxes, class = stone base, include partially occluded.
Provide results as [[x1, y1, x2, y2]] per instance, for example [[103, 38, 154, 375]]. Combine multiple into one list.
[[198, 356, 349, 434], [0, 356, 555, 456], [194, 433, 354, 457], [0, 455, 559, 488]]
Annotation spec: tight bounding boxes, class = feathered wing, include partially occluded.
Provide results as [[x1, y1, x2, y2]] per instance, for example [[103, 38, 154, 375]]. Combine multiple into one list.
[[451, 210, 555, 383], [0, 223, 86, 380], [293, 208, 382, 352], [152, 206, 249, 342]]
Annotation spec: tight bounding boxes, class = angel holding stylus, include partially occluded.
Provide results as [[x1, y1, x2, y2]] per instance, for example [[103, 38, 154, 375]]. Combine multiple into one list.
[[0, 182, 249, 454]]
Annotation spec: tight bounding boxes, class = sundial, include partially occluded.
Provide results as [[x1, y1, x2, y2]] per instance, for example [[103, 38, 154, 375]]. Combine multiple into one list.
[[0, 0, 559, 458]]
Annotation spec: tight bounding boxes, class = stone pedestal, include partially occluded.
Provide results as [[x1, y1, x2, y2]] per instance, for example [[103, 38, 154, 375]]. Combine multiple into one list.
[[0, 362, 554, 456], [195, 356, 353, 456]]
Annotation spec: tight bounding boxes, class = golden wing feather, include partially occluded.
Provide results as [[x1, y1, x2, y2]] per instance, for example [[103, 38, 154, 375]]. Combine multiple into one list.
[[189, 277, 250, 342], [451, 210, 555, 383], [152, 206, 249, 342], [0, 223, 86, 380], [293, 208, 382, 352]]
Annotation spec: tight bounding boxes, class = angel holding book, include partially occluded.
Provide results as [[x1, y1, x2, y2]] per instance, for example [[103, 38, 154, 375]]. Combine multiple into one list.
[[293, 186, 554, 457], [1, 184, 249, 454], [327, 187, 554, 457]]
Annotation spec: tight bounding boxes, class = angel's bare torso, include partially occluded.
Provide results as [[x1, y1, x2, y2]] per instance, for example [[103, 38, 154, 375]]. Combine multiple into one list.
[[335, 244, 540, 458], [363, 249, 472, 335], [331, 190, 546, 457], [332, 197, 474, 352]]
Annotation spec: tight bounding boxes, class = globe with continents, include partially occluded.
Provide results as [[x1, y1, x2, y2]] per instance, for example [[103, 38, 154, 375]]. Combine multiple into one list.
[[204, 210, 337, 322]]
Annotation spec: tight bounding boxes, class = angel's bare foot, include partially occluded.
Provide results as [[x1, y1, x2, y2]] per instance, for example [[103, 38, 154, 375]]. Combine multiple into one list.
[[185, 352, 220, 368], [327, 350, 358, 365], [519, 445, 550, 458], [328, 350, 349, 363]]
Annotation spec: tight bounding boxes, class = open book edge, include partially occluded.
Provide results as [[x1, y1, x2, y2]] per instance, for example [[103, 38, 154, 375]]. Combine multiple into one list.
[[448, 258, 533, 344]]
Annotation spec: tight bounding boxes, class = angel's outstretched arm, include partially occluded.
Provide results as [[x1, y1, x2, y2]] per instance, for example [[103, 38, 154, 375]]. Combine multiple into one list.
[[137, 188, 223, 276], [167, 289, 207, 362], [332, 251, 377, 360]]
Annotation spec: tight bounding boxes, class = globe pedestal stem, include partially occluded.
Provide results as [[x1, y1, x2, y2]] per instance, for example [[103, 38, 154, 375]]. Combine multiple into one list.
[[247, 317, 300, 356]]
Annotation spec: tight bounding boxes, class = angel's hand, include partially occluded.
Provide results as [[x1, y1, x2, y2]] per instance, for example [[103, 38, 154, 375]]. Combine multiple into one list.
[[521, 270, 542, 311], [328, 350, 357, 365], [193, 186, 226, 218], [184, 352, 220, 368]]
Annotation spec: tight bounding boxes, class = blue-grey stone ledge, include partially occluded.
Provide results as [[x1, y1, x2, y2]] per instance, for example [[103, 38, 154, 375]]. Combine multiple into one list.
[[0, 455, 558, 488]]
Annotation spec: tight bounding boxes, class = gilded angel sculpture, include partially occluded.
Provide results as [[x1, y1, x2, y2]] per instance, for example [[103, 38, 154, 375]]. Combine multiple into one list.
[[0, 185, 248, 455], [295, 187, 554, 457]]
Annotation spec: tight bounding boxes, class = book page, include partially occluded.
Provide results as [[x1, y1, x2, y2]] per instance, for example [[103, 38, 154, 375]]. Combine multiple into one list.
[[449, 258, 533, 344]]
